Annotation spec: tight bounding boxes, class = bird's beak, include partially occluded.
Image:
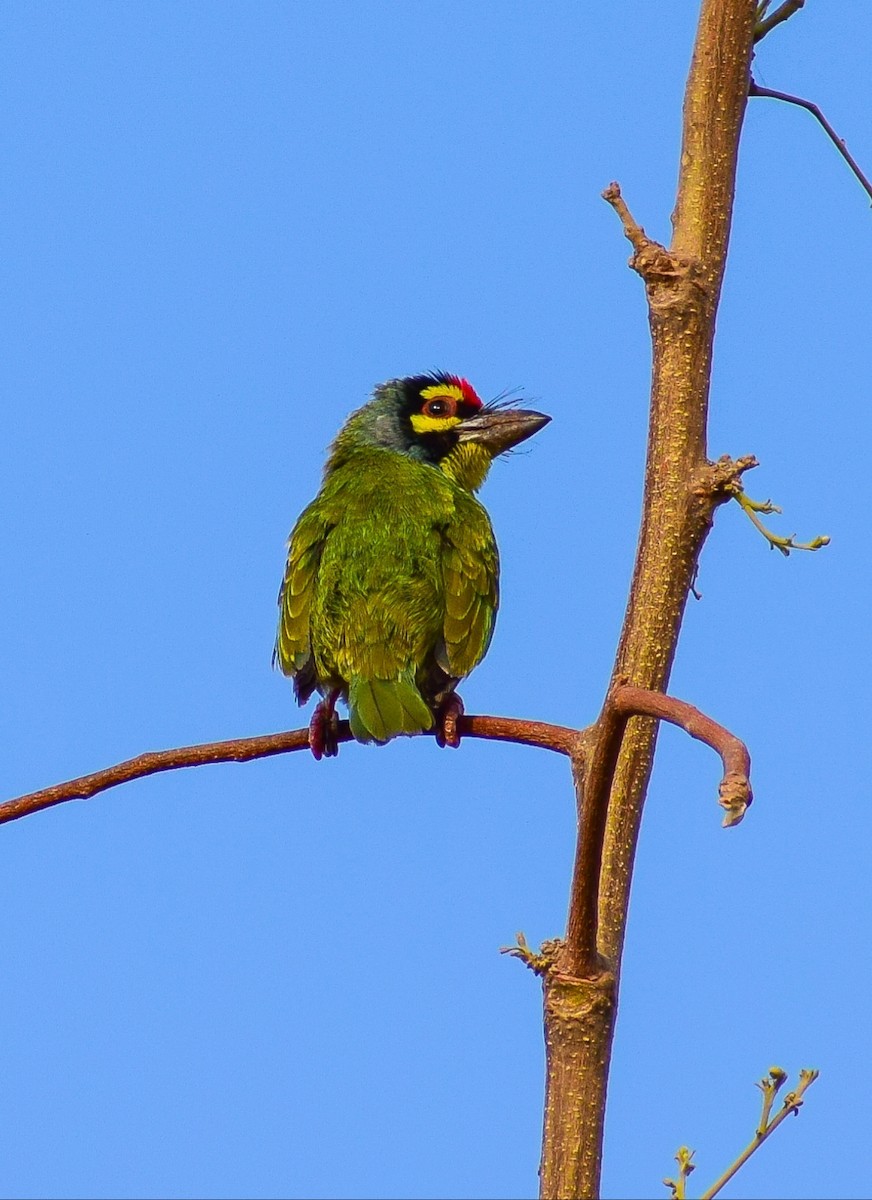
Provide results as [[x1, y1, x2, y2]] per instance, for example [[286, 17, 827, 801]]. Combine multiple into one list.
[[456, 409, 551, 456]]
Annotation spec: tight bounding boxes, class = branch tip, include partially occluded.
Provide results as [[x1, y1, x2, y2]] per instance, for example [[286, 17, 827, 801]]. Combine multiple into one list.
[[698, 1066, 819, 1200], [756, 1065, 788, 1134], [733, 489, 829, 556], [719, 771, 752, 828], [663, 1145, 696, 1200], [602, 180, 652, 255]]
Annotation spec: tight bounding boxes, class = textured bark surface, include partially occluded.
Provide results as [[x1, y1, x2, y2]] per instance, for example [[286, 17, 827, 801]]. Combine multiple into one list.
[[540, 968, 616, 1199], [538, 2, 760, 1195], [600, 0, 757, 971]]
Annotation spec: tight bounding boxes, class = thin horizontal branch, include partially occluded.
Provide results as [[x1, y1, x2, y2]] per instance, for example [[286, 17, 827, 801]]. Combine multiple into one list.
[[750, 80, 872, 204], [565, 683, 752, 978], [462, 715, 583, 757], [0, 714, 583, 829]]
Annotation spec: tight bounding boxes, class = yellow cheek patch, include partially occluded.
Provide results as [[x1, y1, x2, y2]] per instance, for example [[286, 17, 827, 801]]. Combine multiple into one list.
[[410, 413, 462, 434], [420, 383, 464, 403]]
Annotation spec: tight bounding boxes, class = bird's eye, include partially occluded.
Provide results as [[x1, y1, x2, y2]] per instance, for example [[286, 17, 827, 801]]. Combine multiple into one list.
[[422, 396, 456, 418]]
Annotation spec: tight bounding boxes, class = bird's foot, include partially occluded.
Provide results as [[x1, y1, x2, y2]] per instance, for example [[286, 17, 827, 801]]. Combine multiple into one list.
[[434, 693, 464, 749], [309, 691, 340, 760]]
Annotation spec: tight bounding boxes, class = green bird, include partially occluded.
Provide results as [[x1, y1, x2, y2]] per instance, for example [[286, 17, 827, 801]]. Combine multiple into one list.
[[274, 372, 549, 758]]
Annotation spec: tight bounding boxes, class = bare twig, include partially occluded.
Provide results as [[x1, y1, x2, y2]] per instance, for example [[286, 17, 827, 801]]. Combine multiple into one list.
[[753, 0, 804, 42], [564, 682, 752, 978], [750, 80, 872, 204], [699, 1067, 820, 1200], [0, 714, 584, 829]]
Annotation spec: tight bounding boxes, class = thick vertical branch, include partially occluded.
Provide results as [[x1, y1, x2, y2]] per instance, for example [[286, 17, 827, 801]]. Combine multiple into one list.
[[599, 0, 756, 970], [539, 966, 617, 1199], [538, 3, 759, 1196]]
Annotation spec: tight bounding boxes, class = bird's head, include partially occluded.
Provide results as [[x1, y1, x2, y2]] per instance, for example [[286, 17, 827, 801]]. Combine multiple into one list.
[[330, 372, 550, 491]]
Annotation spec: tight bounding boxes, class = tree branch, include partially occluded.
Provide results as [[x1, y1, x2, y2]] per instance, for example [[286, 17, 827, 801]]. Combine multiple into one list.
[[598, 0, 757, 988], [0, 715, 583, 829], [539, 3, 761, 1195], [750, 80, 872, 204]]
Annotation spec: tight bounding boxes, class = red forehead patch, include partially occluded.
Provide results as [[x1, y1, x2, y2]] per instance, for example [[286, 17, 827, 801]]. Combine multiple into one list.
[[445, 375, 482, 409]]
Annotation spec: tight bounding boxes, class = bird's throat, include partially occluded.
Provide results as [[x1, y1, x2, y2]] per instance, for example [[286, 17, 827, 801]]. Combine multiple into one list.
[[438, 442, 493, 492]]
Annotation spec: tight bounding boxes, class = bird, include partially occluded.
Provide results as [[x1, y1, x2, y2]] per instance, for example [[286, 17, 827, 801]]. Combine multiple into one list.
[[274, 372, 550, 759]]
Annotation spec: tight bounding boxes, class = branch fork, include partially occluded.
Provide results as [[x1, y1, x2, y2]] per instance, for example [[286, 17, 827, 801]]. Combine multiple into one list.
[[563, 681, 752, 982], [529, 678, 752, 1200]]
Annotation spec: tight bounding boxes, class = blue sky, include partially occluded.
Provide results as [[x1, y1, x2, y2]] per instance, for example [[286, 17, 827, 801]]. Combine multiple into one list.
[[2, 3, 871, 1197]]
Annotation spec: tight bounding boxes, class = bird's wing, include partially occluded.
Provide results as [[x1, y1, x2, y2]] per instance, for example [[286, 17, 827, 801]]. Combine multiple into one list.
[[438, 500, 499, 680], [274, 501, 332, 687]]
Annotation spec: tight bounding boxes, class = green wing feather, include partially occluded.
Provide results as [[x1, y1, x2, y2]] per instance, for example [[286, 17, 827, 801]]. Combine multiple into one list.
[[438, 496, 499, 680], [274, 501, 332, 689]]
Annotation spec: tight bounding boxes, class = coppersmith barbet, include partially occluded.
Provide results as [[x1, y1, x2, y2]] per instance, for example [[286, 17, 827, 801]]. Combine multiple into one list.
[[274, 372, 549, 758]]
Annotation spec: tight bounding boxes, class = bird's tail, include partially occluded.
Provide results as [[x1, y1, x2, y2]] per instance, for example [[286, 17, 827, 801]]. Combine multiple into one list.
[[348, 672, 434, 745]]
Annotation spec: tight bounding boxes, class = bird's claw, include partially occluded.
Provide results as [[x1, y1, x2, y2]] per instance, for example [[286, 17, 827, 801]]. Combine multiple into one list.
[[434, 694, 464, 749], [309, 692, 340, 760]]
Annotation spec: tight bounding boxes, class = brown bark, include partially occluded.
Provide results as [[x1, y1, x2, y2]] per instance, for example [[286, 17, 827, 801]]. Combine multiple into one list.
[[0, 714, 581, 828], [537, 2, 760, 1195], [539, 968, 616, 1199]]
